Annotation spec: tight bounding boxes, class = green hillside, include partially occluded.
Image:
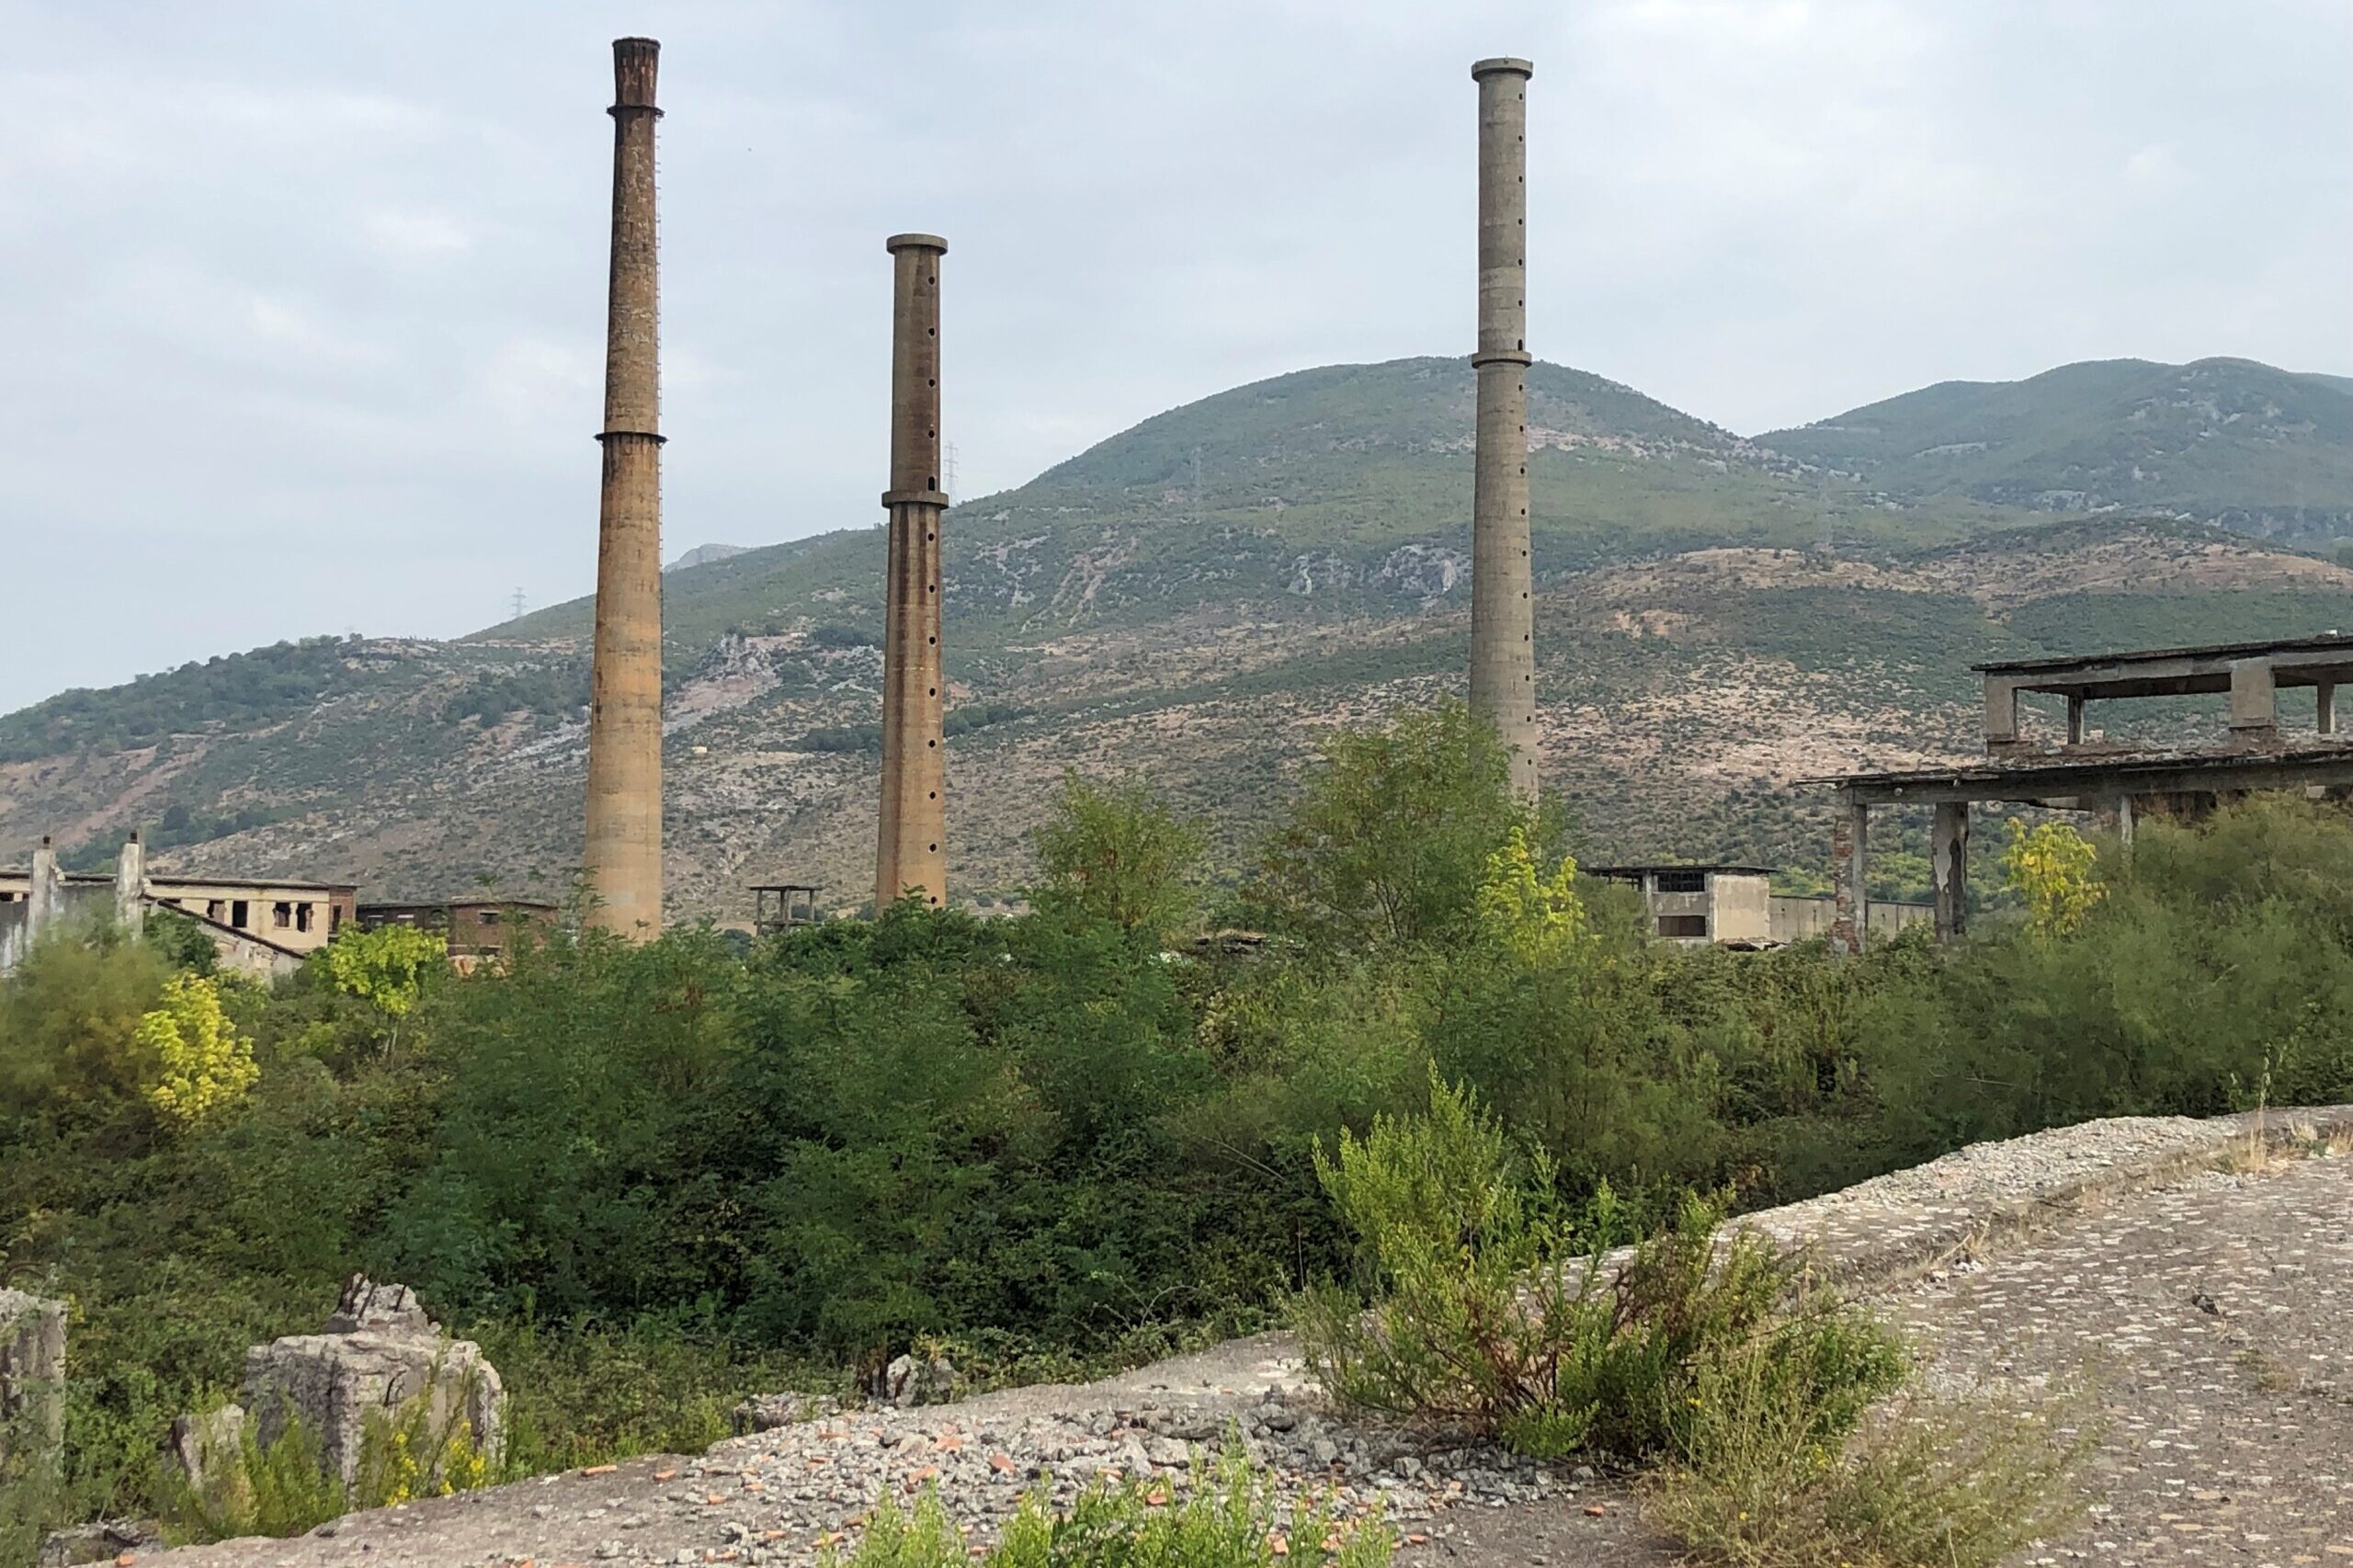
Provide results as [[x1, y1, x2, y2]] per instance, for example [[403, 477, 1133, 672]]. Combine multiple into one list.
[[494, 357, 2030, 670], [6, 353, 2353, 915], [1761, 357, 2353, 543]]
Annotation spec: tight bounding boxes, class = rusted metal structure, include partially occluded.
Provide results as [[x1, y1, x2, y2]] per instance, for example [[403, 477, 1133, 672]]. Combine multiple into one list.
[[584, 36, 666, 937], [1470, 57, 1540, 800], [874, 234, 950, 910]]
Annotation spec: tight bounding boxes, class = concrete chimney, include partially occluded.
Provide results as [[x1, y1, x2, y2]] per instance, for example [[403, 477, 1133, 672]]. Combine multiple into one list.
[[875, 233, 949, 911], [27, 836, 59, 939], [1470, 57, 1540, 800], [115, 830, 145, 937], [584, 37, 665, 937]]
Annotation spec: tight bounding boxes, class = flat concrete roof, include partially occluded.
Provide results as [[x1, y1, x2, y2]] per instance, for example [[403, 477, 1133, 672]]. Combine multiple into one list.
[[1806, 743, 2353, 807], [1975, 634, 2353, 699], [1586, 864, 1778, 879]]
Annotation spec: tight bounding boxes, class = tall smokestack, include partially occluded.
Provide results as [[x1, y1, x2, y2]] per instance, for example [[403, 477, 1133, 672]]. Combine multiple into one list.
[[875, 233, 949, 911], [1470, 57, 1540, 800], [584, 36, 665, 937]]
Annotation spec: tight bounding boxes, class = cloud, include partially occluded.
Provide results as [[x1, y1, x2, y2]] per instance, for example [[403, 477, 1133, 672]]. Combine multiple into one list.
[[0, 0, 2344, 713]]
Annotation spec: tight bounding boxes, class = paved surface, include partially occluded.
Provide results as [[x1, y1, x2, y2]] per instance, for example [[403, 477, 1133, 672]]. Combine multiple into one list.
[[138, 1110, 2353, 1568], [1893, 1150, 2353, 1565]]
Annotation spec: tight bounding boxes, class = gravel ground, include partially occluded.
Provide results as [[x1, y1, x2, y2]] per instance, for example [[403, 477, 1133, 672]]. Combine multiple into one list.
[[132, 1108, 2353, 1568]]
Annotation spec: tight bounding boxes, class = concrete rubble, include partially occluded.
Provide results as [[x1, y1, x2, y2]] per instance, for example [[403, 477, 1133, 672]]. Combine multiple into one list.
[[236, 1275, 505, 1489]]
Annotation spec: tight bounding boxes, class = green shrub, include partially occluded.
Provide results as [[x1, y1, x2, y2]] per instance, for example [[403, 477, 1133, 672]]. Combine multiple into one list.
[[1297, 1076, 1904, 1462], [165, 1411, 346, 1544], [824, 1442, 1392, 1567]]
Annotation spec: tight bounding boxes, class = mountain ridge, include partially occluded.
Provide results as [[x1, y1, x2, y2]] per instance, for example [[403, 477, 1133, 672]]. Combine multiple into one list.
[[6, 352, 2352, 915]]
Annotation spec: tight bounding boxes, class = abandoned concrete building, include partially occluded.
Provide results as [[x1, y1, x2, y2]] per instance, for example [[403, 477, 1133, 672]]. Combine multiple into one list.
[[0, 834, 356, 977], [355, 900, 558, 969], [1587, 864, 1930, 948], [1819, 633, 2353, 953]]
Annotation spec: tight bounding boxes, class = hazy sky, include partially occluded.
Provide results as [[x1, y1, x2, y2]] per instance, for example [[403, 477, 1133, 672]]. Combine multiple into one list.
[[2, 0, 2347, 714]]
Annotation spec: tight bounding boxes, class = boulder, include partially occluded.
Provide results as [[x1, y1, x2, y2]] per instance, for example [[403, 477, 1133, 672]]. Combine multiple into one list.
[[241, 1275, 503, 1489], [881, 1351, 957, 1408], [0, 1288, 65, 1458]]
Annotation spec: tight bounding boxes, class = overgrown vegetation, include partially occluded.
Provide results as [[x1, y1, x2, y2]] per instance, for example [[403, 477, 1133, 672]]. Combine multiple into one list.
[[2, 705, 2347, 1558]]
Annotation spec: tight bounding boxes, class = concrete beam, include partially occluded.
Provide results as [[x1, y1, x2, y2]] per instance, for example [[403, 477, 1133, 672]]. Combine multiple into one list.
[[1931, 802, 1967, 941], [1829, 797, 1868, 957], [1983, 676, 2021, 749], [2229, 657, 2278, 733], [115, 833, 144, 937]]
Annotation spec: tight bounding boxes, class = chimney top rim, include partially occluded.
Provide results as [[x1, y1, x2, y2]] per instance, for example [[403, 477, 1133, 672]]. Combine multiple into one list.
[[1471, 56, 1534, 79], [886, 233, 949, 255]]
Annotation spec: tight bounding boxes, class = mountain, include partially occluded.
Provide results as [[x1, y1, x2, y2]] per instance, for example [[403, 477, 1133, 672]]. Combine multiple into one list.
[[1761, 358, 2353, 546], [6, 355, 2352, 916]]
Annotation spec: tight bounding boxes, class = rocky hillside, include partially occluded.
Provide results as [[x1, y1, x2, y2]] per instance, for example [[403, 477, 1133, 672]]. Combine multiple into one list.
[[5, 356, 2351, 918]]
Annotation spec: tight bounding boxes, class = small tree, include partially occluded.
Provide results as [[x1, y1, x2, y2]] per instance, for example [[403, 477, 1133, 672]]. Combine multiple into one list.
[[1029, 772, 1207, 942], [135, 972, 260, 1124], [2000, 819, 2103, 937], [1245, 704, 1552, 952], [1475, 825, 1591, 969], [318, 926, 448, 1058]]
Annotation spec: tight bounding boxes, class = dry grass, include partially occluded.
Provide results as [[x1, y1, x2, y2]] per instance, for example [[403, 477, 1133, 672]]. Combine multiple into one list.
[[1645, 1344, 2093, 1568]]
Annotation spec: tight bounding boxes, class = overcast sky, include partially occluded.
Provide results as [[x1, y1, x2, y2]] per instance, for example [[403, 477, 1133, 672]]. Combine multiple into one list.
[[2, 0, 2347, 715]]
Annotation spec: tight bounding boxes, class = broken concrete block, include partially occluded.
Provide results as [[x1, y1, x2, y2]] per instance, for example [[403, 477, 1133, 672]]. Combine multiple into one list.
[[0, 1288, 66, 1458], [36, 1518, 161, 1567], [730, 1391, 842, 1436], [241, 1275, 503, 1489], [165, 1403, 246, 1500], [881, 1351, 957, 1408]]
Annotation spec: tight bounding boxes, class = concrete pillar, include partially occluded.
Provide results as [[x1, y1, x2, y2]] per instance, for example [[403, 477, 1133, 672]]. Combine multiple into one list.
[[1829, 797, 1868, 956], [2228, 657, 2278, 740], [1469, 58, 1540, 801], [1931, 801, 1968, 942], [2320, 680, 2336, 736], [2065, 695, 2085, 746], [0, 1289, 65, 1460], [876, 234, 949, 911], [115, 831, 145, 937], [26, 837, 60, 941], [584, 37, 665, 938], [2117, 792, 2135, 851], [1983, 676, 2021, 751]]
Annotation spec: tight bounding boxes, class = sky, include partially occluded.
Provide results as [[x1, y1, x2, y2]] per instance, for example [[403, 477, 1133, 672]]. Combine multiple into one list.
[[1, 0, 2347, 714]]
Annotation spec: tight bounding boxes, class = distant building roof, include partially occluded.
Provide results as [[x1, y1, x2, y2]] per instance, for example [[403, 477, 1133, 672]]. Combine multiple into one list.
[[0, 870, 356, 894], [1585, 864, 1779, 879]]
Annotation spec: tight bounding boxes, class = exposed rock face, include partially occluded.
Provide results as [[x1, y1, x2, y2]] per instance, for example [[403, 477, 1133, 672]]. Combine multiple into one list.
[[0, 1287, 66, 1457], [241, 1275, 503, 1487]]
